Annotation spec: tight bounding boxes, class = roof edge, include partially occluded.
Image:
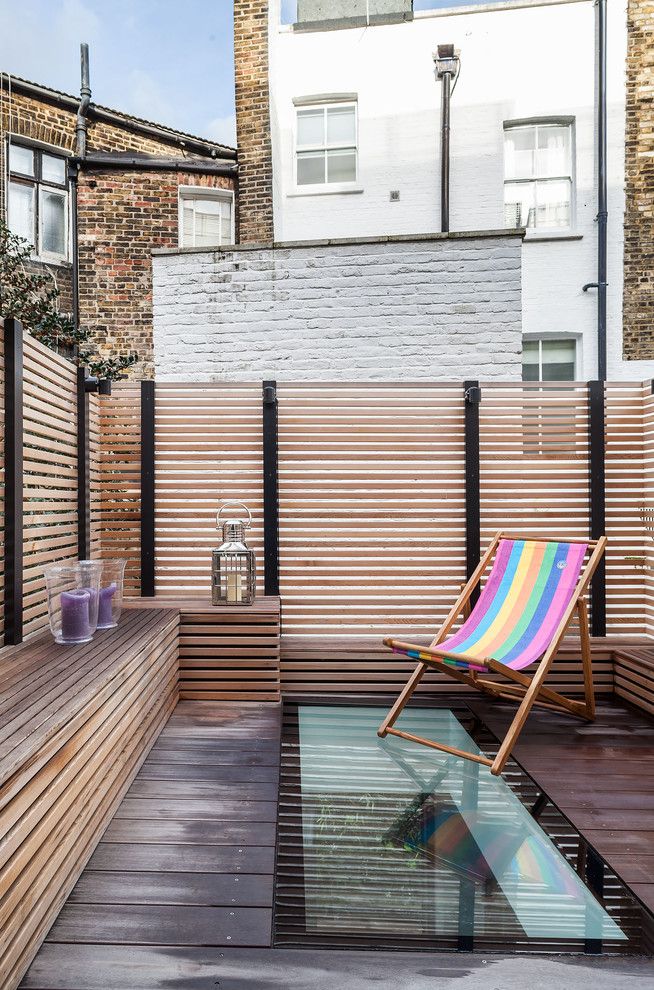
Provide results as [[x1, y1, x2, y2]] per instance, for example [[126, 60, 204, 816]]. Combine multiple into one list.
[[1, 73, 237, 161]]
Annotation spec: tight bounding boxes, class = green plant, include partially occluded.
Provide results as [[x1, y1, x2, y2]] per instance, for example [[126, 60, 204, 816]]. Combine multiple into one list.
[[0, 220, 138, 379]]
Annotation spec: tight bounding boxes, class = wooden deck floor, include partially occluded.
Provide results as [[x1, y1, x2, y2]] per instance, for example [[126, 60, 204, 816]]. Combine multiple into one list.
[[20, 701, 281, 987], [20, 695, 654, 988], [468, 696, 654, 916]]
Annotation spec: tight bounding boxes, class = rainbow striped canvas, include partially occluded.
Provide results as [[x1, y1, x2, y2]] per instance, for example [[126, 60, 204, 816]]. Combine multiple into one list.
[[394, 539, 588, 671]]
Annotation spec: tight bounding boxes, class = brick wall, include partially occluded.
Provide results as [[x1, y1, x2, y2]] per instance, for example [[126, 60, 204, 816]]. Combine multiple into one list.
[[1, 86, 236, 376], [77, 169, 233, 377], [623, 0, 654, 361], [152, 232, 523, 381], [234, 0, 273, 243]]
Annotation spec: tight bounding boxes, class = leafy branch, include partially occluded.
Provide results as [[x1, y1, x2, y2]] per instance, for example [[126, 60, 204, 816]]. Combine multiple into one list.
[[0, 220, 138, 380]]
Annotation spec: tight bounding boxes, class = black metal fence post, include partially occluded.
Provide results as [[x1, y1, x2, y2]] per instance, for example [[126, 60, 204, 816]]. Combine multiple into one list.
[[262, 381, 280, 597], [4, 318, 24, 646], [77, 366, 91, 559], [588, 381, 606, 636], [464, 381, 482, 605], [140, 380, 156, 597]]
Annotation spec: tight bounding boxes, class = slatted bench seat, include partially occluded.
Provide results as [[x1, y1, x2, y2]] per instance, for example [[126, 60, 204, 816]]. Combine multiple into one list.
[[126, 597, 281, 702], [0, 608, 179, 990]]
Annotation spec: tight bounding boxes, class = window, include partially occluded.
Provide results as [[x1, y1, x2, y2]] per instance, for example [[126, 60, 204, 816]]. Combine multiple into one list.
[[295, 103, 357, 187], [179, 189, 233, 248], [504, 121, 573, 231], [522, 338, 577, 381], [7, 142, 69, 260]]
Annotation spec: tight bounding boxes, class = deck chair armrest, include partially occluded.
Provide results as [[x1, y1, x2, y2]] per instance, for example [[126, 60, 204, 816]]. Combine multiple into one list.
[[383, 637, 488, 669]]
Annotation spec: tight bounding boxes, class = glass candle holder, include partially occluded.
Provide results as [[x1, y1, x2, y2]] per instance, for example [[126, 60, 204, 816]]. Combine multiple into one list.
[[44, 560, 102, 645], [96, 558, 127, 630]]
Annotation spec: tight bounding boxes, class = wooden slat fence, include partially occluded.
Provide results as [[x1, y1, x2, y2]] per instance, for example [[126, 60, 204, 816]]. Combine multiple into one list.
[[154, 383, 264, 597], [22, 333, 78, 637], [96, 383, 142, 595]]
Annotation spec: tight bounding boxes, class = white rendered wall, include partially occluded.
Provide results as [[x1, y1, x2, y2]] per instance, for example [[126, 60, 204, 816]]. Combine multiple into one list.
[[152, 233, 522, 381], [268, 0, 647, 380]]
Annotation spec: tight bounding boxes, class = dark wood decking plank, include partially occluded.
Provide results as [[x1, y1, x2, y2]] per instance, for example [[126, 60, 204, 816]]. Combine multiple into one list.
[[114, 798, 279, 822], [135, 763, 279, 784], [127, 779, 279, 801], [142, 749, 279, 766], [102, 818, 277, 846], [88, 840, 275, 875], [46, 903, 271, 946], [66, 870, 274, 907]]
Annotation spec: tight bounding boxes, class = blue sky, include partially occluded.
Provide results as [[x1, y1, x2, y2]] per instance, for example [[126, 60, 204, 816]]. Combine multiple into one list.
[[0, 0, 236, 145]]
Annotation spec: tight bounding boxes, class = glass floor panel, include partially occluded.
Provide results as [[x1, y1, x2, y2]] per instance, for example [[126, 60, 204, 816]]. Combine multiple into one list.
[[275, 703, 652, 954]]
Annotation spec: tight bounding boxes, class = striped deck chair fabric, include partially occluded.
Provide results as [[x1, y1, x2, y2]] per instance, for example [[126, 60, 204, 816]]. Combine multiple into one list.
[[391, 539, 588, 671], [379, 531, 605, 776]]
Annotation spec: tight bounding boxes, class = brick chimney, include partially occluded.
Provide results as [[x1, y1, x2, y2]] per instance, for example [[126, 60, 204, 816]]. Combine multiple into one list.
[[623, 0, 654, 361], [234, 0, 274, 244]]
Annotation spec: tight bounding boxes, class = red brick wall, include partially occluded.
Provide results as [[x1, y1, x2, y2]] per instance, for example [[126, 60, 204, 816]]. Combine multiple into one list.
[[234, 0, 273, 243], [77, 169, 233, 377], [1, 87, 236, 376], [623, 0, 654, 360]]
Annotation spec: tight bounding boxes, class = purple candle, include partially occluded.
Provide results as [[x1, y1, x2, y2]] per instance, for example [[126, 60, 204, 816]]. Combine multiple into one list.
[[97, 582, 117, 628], [60, 589, 91, 642]]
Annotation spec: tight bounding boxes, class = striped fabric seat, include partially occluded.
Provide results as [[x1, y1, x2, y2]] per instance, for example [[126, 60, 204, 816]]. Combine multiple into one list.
[[439, 539, 588, 670], [380, 531, 604, 776]]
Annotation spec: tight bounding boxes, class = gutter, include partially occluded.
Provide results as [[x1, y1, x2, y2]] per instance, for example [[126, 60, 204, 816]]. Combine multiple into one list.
[[2, 75, 237, 162], [69, 155, 237, 177]]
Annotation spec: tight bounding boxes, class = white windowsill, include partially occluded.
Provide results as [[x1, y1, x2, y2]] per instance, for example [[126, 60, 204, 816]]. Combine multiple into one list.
[[523, 230, 583, 243], [287, 184, 364, 198]]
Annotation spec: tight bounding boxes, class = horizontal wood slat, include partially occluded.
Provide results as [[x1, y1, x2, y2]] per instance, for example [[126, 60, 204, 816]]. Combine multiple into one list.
[[22, 333, 78, 638], [125, 597, 281, 702], [0, 609, 179, 990]]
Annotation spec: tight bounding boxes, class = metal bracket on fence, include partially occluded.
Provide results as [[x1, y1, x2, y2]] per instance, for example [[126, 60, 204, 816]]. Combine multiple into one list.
[[464, 385, 481, 405], [84, 375, 112, 395], [263, 383, 277, 407]]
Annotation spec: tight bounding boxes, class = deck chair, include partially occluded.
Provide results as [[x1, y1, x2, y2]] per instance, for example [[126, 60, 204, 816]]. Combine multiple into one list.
[[378, 532, 607, 776]]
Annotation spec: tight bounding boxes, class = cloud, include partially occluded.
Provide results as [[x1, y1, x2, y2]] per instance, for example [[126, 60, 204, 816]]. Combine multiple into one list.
[[204, 112, 236, 147], [0, 0, 101, 91], [125, 67, 171, 123]]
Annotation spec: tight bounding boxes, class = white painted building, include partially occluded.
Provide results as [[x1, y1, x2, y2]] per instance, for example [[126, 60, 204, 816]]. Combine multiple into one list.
[[268, 0, 651, 381]]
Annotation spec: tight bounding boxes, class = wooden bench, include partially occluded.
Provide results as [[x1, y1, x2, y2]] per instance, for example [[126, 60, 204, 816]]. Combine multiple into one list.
[[126, 597, 282, 701], [0, 608, 179, 990]]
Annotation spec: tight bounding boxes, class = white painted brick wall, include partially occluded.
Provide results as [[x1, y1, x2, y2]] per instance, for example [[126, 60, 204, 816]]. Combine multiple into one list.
[[152, 232, 522, 382]]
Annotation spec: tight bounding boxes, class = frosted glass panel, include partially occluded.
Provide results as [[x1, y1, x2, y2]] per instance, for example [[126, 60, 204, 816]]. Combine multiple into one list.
[[504, 128, 536, 180], [42, 153, 67, 184], [297, 150, 325, 185], [9, 144, 34, 176], [537, 126, 570, 177], [327, 106, 356, 145], [536, 179, 571, 228], [297, 109, 324, 147], [8, 182, 35, 244], [327, 149, 356, 183], [40, 188, 67, 255], [504, 181, 535, 228]]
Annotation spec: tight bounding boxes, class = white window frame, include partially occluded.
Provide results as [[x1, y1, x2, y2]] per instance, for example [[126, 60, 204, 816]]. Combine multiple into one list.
[[6, 138, 70, 262], [293, 99, 359, 193], [522, 335, 580, 382], [178, 186, 235, 248], [503, 118, 576, 235]]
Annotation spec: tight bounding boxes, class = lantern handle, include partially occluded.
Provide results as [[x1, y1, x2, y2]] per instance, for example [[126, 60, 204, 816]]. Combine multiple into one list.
[[217, 501, 252, 529]]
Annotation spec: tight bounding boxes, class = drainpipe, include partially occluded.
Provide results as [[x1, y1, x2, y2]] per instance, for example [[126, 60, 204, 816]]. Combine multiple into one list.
[[72, 43, 90, 341], [76, 43, 91, 157], [584, 2, 608, 379], [596, 0, 608, 381], [433, 44, 460, 233]]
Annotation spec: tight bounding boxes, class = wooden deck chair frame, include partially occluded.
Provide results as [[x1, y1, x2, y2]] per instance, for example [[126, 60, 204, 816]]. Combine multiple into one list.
[[377, 531, 607, 777]]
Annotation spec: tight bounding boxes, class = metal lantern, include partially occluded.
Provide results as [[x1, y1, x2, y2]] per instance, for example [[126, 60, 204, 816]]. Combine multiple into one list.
[[212, 501, 257, 605]]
